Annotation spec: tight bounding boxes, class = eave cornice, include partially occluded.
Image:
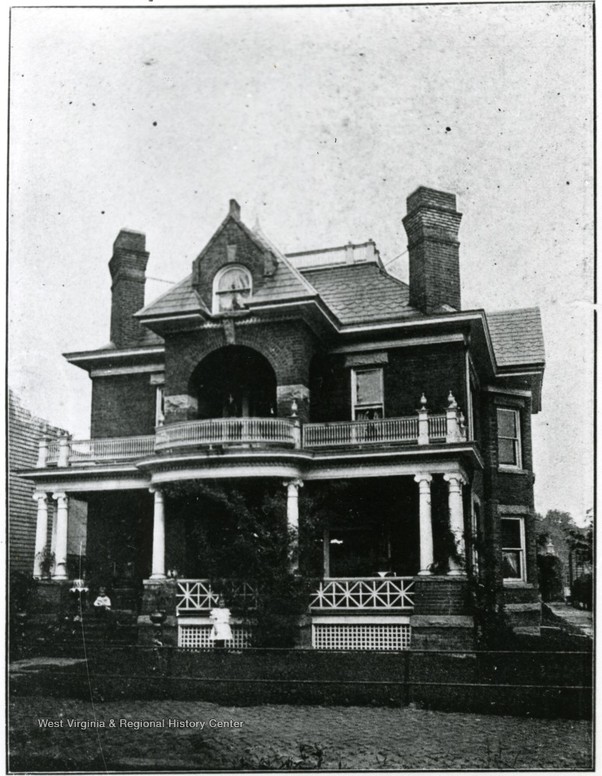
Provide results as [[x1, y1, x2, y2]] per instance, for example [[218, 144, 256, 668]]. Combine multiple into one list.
[[64, 345, 165, 373]]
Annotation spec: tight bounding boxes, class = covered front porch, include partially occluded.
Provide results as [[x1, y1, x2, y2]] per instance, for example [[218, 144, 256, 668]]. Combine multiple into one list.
[[25, 451, 476, 651]]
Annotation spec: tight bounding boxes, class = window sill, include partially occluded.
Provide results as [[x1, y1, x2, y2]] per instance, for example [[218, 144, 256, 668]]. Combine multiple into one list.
[[498, 466, 530, 475], [503, 580, 533, 588]]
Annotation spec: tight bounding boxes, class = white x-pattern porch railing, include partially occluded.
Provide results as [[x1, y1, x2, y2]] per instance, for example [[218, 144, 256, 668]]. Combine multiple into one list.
[[176, 577, 415, 615], [176, 579, 260, 614], [310, 577, 415, 610]]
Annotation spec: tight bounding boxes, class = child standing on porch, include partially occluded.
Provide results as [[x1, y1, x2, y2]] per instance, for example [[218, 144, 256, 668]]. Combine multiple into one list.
[[209, 596, 232, 648]]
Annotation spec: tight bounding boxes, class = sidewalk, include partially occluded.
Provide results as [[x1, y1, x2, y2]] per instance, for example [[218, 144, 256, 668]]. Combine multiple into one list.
[[545, 602, 593, 639]]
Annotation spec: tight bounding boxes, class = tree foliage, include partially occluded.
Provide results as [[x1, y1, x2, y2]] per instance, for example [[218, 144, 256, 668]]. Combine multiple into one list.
[[168, 481, 323, 648], [535, 509, 592, 598]]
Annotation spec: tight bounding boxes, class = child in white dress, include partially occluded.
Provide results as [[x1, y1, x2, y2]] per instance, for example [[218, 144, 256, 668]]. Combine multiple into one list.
[[209, 596, 232, 648]]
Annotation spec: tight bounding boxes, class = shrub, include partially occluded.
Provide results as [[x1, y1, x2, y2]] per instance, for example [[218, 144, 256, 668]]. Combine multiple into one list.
[[537, 554, 565, 602], [571, 574, 592, 610]]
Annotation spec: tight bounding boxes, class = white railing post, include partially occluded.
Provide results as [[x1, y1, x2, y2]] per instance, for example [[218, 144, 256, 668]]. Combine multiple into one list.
[[444, 472, 467, 575], [51, 492, 69, 580], [290, 400, 301, 449], [414, 473, 434, 575], [417, 394, 430, 445], [150, 487, 167, 580], [36, 438, 49, 468], [446, 392, 461, 443], [458, 411, 467, 440], [32, 492, 49, 578], [57, 435, 70, 467]]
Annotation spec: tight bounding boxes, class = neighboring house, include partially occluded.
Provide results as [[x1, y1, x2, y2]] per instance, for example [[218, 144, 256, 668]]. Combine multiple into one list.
[[9, 389, 87, 577], [19, 187, 545, 649]]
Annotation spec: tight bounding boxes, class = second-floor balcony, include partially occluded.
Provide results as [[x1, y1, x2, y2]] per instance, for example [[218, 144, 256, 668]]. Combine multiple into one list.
[[38, 394, 468, 468]]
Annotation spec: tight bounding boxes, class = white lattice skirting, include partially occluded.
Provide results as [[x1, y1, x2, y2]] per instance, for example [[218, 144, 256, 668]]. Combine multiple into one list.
[[178, 621, 252, 649], [312, 616, 411, 651], [178, 616, 412, 651]]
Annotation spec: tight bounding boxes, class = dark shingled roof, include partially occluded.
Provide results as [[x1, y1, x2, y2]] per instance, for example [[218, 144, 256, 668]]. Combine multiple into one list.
[[487, 308, 545, 367], [301, 264, 418, 324], [135, 274, 204, 318]]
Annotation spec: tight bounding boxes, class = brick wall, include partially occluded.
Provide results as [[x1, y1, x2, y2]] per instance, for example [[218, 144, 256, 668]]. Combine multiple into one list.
[[193, 216, 274, 311], [109, 230, 149, 347], [91, 374, 157, 438], [386, 343, 466, 416], [478, 389, 538, 593], [164, 318, 318, 421], [482, 393, 534, 507], [412, 577, 471, 615], [309, 353, 350, 421], [402, 187, 462, 314], [309, 342, 467, 421]]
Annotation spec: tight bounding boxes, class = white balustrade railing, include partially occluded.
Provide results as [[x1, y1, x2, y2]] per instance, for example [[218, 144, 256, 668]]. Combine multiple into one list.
[[46, 441, 61, 465], [428, 414, 448, 440], [176, 579, 259, 614], [310, 577, 415, 610], [68, 436, 156, 463], [155, 418, 297, 451], [303, 417, 419, 448], [39, 403, 468, 467]]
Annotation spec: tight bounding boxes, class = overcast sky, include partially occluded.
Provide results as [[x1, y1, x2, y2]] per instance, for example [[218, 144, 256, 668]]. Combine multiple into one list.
[[8, 3, 593, 523]]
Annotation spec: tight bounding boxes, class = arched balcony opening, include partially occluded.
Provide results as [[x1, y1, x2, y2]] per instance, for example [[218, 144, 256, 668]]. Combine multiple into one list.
[[190, 345, 277, 420]]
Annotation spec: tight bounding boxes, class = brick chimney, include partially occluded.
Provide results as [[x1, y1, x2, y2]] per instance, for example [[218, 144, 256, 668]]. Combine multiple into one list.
[[109, 229, 149, 347], [402, 187, 462, 314]]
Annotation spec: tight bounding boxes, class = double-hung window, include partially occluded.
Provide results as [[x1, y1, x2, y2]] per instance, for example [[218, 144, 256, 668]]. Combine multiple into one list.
[[501, 516, 526, 581], [352, 368, 384, 420], [497, 407, 522, 468]]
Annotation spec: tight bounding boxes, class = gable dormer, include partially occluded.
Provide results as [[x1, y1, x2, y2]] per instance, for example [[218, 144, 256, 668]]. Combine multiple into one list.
[[192, 199, 277, 313]]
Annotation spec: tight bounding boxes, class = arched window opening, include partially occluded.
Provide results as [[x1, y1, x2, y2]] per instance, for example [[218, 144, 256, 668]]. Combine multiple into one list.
[[189, 346, 277, 419], [212, 265, 252, 313]]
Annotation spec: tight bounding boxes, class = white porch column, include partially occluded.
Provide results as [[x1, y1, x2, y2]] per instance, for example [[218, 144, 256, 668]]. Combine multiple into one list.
[[444, 473, 467, 575], [322, 529, 331, 578], [51, 492, 69, 580], [414, 473, 434, 575], [32, 492, 49, 578], [150, 487, 166, 580], [284, 479, 303, 572]]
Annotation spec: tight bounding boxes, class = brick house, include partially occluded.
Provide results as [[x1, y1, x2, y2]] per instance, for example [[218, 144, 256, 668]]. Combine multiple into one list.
[[19, 187, 545, 649]]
